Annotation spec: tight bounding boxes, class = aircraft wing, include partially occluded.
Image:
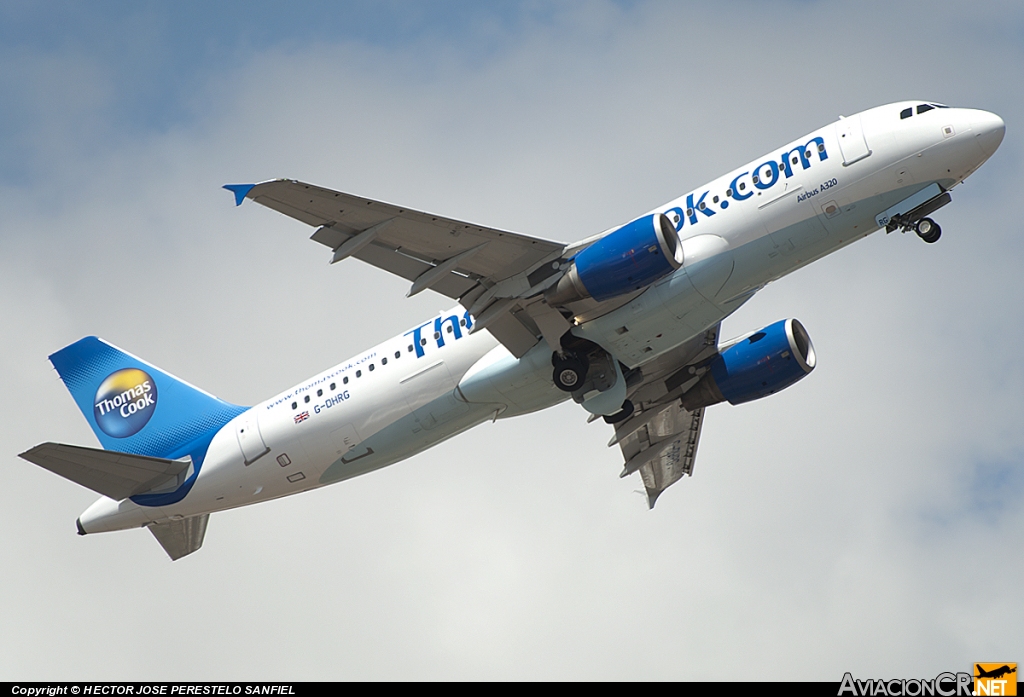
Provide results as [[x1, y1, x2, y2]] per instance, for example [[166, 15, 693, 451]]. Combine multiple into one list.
[[614, 403, 705, 509], [607, 325, 720, 507], [229, 180, 568, 356]]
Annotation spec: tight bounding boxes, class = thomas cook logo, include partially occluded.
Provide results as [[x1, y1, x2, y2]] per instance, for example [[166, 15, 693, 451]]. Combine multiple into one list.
[[93, 368, 158, 438], [974, 664, 1016, 696]]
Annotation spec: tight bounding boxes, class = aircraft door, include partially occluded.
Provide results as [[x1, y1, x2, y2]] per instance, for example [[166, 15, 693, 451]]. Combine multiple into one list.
[[835, 115, 871, 165], [236, 411, 270, 465]]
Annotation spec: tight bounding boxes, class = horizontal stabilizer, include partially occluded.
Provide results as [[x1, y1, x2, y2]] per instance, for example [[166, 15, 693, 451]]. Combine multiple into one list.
[[19, 442, 190, 501], [149, 514, 209, 561]]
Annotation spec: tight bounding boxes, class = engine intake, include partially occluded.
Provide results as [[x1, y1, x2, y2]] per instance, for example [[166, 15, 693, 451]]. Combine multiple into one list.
[[545, 213, 682, 305], [681, 319, 816, 410]]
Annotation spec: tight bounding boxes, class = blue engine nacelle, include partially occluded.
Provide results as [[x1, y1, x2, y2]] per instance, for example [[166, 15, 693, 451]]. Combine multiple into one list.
[[545, 213, 683, 305], [681, 319, 816, 410]]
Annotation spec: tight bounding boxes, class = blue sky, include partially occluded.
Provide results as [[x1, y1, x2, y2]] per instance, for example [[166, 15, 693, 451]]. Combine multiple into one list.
[[0, 1, 566, 179], [1, 0, 1022, 681], [0, 2, 594, 125]]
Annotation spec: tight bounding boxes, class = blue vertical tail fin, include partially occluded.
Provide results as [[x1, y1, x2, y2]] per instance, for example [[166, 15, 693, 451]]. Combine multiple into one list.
[[49, 337, 246, 461]]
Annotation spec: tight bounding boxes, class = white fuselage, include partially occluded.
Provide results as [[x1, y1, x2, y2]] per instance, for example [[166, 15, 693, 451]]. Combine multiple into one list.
[[79, 101, 1005, 533]]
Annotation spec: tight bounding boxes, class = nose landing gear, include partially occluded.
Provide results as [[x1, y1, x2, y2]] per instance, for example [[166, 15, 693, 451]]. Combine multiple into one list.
[[883, 188, 951, 244], [915, 217, 941, 244]]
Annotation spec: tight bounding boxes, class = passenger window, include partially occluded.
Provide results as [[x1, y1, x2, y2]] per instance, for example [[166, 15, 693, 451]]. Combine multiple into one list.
[[408, 344, 414, 353], [446, 325, 453, 333], [369, 364, 375, 372], [356, 370, 361, 378], [900, 107, 912, 119], [420, 338, 427, 346], [330, 383, 336, 391], [304, 395, 310, 403], [395, 350, 401, 359], [917, 104, 933, 114], [459, 319, 466, 327], [343, 376, 349, 384], [291, 402, 297, 410], [317, 389, 323, 397], [382, 357, 388, 366]]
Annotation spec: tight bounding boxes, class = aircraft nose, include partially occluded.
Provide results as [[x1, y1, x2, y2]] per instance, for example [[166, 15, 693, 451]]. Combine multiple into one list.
[[972, 110, 1005, 158]]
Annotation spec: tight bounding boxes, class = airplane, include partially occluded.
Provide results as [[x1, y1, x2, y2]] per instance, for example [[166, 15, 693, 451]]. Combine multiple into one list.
[[18, 100, 1005, 560], [975, 665, 1016, 680], [974, 663, 1015, 679]]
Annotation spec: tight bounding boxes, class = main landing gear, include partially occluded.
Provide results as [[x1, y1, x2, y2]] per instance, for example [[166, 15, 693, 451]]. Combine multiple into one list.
[[552, 353, 588, 392], [915, 217, 941, 244], [551, 337, 632, 421]]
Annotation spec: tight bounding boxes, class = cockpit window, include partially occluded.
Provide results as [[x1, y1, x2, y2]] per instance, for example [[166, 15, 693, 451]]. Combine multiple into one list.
[[931, 103, 949, 108], [900, 107, 913, 120], [917, 104, 934, 114]]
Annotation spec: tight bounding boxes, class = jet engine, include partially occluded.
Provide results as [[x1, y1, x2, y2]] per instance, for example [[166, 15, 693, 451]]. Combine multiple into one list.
[[681, 319, 816, 410], [545, 213, 682, 305]]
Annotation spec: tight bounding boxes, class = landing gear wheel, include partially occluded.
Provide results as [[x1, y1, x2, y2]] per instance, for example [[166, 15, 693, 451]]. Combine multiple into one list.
[[915, 217, 941, 244], [553, 357, 587, 392], [603, 400, 635, 425]]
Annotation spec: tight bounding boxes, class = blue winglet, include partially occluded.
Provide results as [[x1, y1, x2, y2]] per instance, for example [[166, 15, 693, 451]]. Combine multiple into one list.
[[223, 184, 256, 206]]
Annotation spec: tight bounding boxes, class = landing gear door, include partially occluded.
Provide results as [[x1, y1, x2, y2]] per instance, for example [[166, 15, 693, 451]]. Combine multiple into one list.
[[236, 410, 270, 465], [835, 115, 871, 166]]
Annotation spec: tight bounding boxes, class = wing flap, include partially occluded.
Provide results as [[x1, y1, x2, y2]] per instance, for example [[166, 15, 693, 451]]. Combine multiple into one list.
[[484, 311, 543, 359], [613, 399, 707, 507], [634, 405, 705, 509], [19, 442, 190, 501], [354, 242, 478, 298]]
